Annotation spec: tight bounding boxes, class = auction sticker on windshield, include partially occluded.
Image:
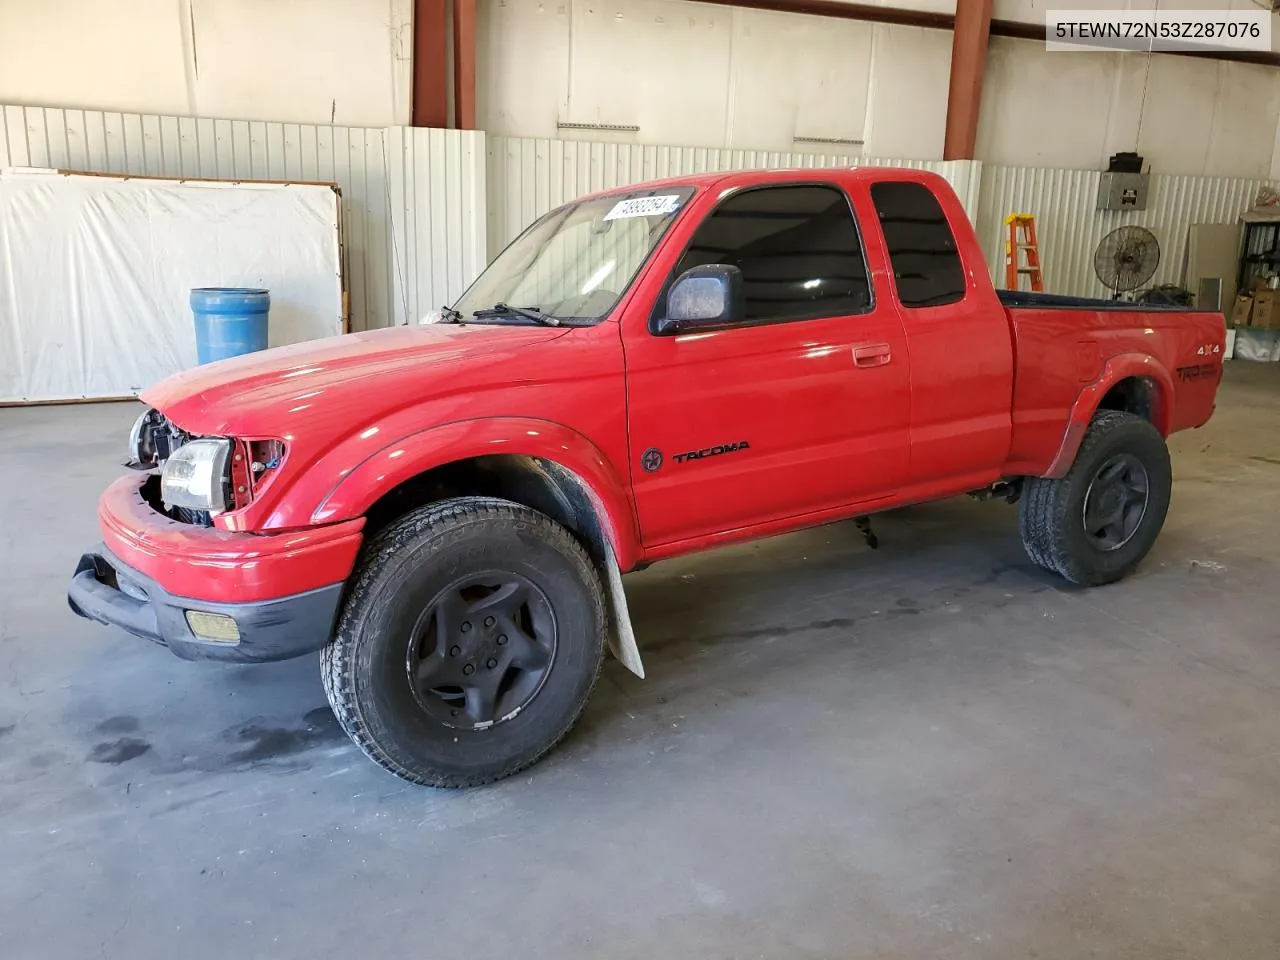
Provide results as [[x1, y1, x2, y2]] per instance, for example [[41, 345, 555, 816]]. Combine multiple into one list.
[[603, 195, 684, 221]]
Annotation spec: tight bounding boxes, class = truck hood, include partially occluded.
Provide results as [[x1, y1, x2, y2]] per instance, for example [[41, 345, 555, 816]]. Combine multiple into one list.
[[144, 323, 567, 436]]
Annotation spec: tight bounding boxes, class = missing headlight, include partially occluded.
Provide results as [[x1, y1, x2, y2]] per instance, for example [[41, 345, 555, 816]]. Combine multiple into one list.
[[126, 408, 192, 470]]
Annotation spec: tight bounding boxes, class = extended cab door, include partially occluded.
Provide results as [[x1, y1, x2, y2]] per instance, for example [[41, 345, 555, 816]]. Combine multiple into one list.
[[866, 179, 1015, 486], [622, 181, 912, 549]]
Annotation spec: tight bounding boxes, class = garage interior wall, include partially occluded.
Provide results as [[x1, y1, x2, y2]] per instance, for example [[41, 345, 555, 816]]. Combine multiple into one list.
[[4, 100, 1267, 324], [476, 0, 1280, 179], [1, 0, 1278, 323], [476, 0, 953, 161], [0, 0, 414, 128], [978, 36, 1280, 178], [3, 0, 1278, 178]]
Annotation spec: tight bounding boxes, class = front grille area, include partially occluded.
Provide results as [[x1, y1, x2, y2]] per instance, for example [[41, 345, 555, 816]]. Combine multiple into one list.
[[175, 506, 214, 526], [140, 475, 214, 528]]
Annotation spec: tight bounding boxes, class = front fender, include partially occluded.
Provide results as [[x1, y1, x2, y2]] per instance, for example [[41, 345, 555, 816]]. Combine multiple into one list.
[[308, 417, 643, 569], [1044, 353, 1174, 478]]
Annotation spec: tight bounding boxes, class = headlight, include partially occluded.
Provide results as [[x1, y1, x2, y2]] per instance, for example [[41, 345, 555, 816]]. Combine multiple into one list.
[[161, 439, 232, 514]]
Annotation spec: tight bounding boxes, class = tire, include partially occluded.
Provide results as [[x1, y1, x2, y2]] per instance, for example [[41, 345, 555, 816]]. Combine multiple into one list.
[[320, 497, 607, 787], [1018, 410, 1172, 587]]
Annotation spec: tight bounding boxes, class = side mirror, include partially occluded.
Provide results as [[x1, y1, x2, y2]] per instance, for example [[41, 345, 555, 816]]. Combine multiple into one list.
[[656, 264, 744, 334]]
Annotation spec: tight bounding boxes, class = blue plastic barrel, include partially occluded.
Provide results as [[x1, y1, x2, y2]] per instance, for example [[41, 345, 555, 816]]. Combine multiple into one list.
[[190, 288, 270, 364]]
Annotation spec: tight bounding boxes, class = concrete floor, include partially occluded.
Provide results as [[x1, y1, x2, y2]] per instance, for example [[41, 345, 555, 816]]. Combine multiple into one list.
[[3, 364, 1280, 958]]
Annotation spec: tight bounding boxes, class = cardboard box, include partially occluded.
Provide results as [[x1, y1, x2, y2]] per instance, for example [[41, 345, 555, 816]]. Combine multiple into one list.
[[1252, 291, 1279, 329], [1231, 294, 1254, 327], [1253, 275, 1273, 293]]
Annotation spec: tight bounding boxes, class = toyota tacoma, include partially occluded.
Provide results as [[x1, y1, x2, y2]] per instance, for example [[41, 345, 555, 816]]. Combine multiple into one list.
[[69, 168, 1225, 786]]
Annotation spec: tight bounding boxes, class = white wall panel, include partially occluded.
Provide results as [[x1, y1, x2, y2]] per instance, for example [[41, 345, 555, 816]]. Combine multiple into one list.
[[978, 37, 1280, 178], [479, 1, 1278, 182], [0, 0, 412, 127], [975, 164, 1268, 297], [477, 0, 950, 161], [0, 103, 485, 333], [386, 127, 488, 326]]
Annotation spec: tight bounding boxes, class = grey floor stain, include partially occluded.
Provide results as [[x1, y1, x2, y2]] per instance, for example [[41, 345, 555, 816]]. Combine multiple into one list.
[[87, 738, 151, 764], [223, 708, 345, 766]]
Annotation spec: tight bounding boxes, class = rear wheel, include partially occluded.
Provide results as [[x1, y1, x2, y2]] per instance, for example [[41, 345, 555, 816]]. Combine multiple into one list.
[[320, 497, 607, 787], [1019, 410, 1172, 586]]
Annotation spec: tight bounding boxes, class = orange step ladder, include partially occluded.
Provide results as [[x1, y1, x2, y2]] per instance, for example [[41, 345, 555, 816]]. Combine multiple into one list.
[[1004, 213, 1044, 292]]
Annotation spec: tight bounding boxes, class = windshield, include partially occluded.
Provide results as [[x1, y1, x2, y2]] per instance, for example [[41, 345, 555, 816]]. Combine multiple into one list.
[[452, 187, 697, 323]]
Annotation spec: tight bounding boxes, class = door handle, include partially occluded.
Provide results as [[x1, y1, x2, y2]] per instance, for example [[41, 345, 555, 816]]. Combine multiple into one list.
[[853, 343, 892, 367]]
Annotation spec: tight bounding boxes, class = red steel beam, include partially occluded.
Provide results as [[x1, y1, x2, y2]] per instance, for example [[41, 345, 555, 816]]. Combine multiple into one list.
[[453, 0, 477, 130], [412, 0, 449, 128], [944, 0, 992, 160]]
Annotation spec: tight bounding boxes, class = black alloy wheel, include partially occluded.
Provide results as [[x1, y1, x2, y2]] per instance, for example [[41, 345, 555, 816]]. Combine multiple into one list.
[[407, 573, 557, 729], [1081, 453, 1149, 552]]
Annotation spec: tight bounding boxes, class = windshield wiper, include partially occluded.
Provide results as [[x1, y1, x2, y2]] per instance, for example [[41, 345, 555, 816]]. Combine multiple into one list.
[[472, 303, 561, 327], [439, 305, 464, 323]]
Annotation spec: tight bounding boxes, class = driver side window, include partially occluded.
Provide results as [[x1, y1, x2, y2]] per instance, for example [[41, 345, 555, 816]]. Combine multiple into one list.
[[673, 184, 872, 325]]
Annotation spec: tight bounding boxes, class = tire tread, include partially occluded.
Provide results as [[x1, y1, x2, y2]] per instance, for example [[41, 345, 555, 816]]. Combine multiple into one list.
[[1018, 411, 1168, 586], [320, 496, 605, 788]]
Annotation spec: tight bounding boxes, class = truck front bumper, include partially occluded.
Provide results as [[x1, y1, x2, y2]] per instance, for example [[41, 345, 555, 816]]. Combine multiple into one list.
[[67, 475, 364, 662], [69, 547, 345, 662]]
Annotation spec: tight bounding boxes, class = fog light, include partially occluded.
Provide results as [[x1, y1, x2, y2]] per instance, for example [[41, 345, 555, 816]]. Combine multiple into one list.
[[185, 611, 241, 643]]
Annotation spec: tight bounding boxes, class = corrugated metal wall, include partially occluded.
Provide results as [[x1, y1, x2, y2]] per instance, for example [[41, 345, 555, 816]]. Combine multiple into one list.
[[488, 137, 1267, 299], [0, 104, 485, 330], [485, 136, 972, 257], [1, 103, 1270, 318], [975, 165, 1268, 298], [385, 126, 486, 326]]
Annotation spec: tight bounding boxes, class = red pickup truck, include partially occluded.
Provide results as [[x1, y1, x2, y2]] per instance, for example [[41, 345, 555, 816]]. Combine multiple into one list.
[[69, 168, 1224, 787]]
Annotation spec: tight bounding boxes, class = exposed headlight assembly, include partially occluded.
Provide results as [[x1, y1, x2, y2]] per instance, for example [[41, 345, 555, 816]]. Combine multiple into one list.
[[126, 408, 190, 470], [160, 439, 232, 514], [126, 409, 151, 467]]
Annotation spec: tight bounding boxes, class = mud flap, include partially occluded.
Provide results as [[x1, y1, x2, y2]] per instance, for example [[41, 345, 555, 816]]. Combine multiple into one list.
[[602, 541, 644, 679]]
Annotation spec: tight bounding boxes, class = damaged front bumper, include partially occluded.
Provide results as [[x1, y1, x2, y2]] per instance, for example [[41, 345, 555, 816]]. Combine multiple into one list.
[[68, 546, 344, 662]]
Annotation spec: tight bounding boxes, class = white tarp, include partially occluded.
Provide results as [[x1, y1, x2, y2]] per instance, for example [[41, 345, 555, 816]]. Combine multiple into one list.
[[0, 169, 343, 403]]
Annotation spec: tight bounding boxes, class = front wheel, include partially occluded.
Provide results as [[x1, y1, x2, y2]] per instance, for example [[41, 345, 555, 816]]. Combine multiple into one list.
[[1019, 410, 1172, 586], [320, 497, 607, 787]]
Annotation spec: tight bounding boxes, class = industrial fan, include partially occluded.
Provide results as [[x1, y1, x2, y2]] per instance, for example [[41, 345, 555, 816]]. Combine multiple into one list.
[[1093, 225, 1160, 300]]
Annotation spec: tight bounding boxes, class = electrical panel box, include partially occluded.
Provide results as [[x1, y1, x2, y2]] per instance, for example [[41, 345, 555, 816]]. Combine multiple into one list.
[[1097, 172, 1150, 211]]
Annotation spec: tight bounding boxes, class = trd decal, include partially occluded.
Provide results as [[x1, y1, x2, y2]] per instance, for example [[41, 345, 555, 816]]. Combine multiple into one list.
[[1176, 362, 1218, 382], [672, 441, 751, 464]]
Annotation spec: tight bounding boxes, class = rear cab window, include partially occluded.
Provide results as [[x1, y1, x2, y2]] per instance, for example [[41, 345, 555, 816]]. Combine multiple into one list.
[[870, 181, 966, 308], [668, 183, 872, 327]]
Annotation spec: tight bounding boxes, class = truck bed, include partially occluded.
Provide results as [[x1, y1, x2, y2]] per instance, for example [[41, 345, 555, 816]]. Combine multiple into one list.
[[997, 290, 1213, 313], [1000, 291, 1224, 477]]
